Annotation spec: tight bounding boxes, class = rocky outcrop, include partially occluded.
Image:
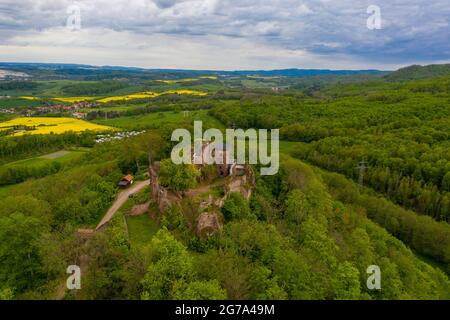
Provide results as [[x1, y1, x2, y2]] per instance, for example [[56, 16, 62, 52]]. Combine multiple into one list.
[[196, 212, 223, 238], [149, 161, 255, 239], [199, 194, 225, 210], [224, 166, 255, 200], [149, 161, 172, 212]]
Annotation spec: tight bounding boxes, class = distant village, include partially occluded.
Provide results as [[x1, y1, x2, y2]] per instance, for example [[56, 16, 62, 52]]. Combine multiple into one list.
[[0, 98, 96, 119]]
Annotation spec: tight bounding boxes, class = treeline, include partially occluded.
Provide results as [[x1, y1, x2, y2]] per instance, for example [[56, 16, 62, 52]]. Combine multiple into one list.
[[1, 129, 449, 299], [385, 64, 450, 81], [0, 161, 122, 295], [86, 103, 214, 120], [293, 136, 450, 221], [208, 76, 450, 221], [320, 169, 450, 273], [0, 132, 166, 297], [0, 132, 96, 164], [61, 80, 127, 96], [66, 157, 450, 300], [0, 161, 63, 186], [0, 81, 38, 91]]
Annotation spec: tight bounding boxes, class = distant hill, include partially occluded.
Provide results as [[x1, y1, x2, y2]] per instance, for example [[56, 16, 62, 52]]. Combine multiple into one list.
[[385, 64, 450, 81], [223, 68, 386, 77], [3, 62, 450, 82], [0, 62, 386, 80]]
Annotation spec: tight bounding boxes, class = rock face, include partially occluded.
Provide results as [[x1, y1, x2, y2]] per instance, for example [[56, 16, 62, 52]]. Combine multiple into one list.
[[149, 162, 172, 212], [225, 166, 255, 200], [199, 194, 225, 210], [196, 212, 223, 238], [149, 161, 255, 238]]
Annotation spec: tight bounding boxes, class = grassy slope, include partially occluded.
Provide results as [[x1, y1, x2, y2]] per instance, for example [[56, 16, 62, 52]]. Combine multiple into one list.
[[93, 109, 225, 130], [126, 214, 159, 247], [0, 98, 42, 108], [0, 114, 15, 122], [0, 184, 17, 199], [2, 150, 87, 168], [80, 103, 149, 113]]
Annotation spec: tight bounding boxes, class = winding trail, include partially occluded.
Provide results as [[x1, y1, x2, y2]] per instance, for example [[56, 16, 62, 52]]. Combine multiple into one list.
[[95, 180, 150, 231]]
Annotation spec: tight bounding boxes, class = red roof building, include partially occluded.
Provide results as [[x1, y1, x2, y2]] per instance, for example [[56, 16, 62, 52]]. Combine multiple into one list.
[[118, 174, 134, 188]]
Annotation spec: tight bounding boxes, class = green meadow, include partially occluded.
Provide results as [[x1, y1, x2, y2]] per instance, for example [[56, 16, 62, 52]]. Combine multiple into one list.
[[93, 109, 225, 130]]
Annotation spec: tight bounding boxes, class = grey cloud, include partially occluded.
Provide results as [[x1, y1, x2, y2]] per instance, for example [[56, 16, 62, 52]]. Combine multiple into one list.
[[0, 0, 449, 66], [153, 0, 179, 9]]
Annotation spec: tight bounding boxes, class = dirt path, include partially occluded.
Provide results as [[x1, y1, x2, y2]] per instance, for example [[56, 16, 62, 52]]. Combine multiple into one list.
[[40, 150, 71, 159], [55, 181, 150, 299], [96, 180, 150, 231]]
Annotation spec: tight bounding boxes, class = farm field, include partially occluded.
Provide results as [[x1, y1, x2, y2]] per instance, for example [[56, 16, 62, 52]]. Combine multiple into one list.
[[241, 79, 278, 88], [96, 89, 208, 103], [0, 149, 90, 187], [0, 114, 15, 122], [2, 149, 87, 168], [12, 89, 209, 105], [1, 78, 217, 98], [0, 117, 116, 135], [0, 97, 42, 108], [80, 103, 148, 113], [10, 80, 142, 97], [94, 109, 224, 130], [18, 96, 40, 101], [51, 96, 100, 103], [0, 80, 92, 97], [1, 78, 219, 115], [155, 76, 217, 84]]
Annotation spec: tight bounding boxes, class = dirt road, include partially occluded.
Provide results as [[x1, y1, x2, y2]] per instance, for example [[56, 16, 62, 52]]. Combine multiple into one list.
[[95, 180, 150, 231]]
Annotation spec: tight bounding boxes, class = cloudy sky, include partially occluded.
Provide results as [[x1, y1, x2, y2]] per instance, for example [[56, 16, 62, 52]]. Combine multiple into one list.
[[0, 0, 449, 70]]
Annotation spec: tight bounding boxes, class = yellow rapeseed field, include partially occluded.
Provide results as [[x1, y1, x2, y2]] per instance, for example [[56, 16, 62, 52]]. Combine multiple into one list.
[[20, 96, 41, 101], [52, 96, 99, 103], [97, 91, 158, 103], [96, 90, 207, 103], [21, 96, 98, 103], [162, 90, 208, 96], [0, 117, 115, 136], [155, 79, 197, 84], [18, 89, 207, 105]]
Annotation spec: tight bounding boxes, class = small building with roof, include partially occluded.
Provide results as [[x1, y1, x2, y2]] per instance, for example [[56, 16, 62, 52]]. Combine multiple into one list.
[[118, 174, 134, 188]]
